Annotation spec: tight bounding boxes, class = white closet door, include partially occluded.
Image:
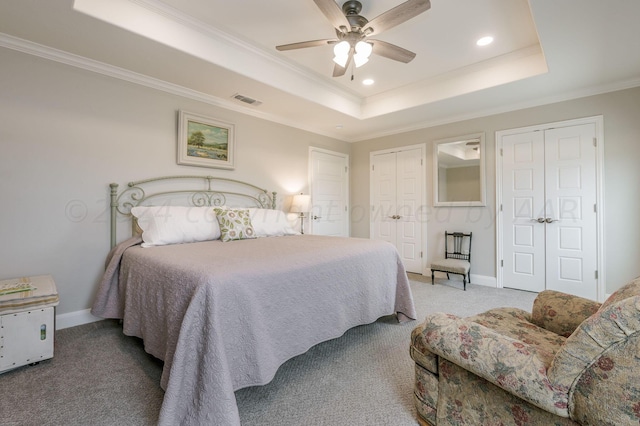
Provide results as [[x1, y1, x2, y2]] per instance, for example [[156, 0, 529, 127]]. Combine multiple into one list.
[[502, 131, 546, 292], [370, 147, 424, 274], [544, 124, 598, 299], [501, 123, 598, 299]]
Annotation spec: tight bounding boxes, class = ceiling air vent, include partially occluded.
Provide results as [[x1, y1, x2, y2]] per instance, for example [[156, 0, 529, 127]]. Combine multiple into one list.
[[232, 93, 262, 107]]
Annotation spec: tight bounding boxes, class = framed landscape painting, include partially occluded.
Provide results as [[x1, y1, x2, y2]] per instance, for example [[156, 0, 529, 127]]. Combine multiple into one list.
[[177, 110, 235, 169]]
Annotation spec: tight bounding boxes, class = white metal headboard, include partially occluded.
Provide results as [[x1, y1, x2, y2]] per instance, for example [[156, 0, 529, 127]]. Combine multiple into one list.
[[109, 175, 277, 248]]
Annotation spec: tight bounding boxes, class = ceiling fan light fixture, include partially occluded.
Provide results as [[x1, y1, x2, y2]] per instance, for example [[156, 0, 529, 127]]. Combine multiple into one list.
[[333, 40, 350, 67], [333, 54, 349, 67], [353, 40, 372, 68], [355, 41, 372, 57], [353, 54, 369, 67]]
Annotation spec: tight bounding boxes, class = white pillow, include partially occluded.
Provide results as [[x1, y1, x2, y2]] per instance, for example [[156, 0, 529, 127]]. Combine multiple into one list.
[[247, 208, 299, 237], [131, 206, 221, 247]]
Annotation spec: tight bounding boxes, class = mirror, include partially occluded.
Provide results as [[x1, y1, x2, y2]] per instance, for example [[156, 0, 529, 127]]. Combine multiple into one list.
[[433, 132, 486, 207]]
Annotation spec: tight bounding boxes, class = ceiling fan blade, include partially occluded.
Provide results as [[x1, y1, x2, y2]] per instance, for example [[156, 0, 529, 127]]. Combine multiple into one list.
[[313, 0, 351, 33], [276, 39, 337, 51], [332, 51, 353, 77], [362, 0, 431, 36], [332, 63, 347, 77], [369, 39, 416, 63]]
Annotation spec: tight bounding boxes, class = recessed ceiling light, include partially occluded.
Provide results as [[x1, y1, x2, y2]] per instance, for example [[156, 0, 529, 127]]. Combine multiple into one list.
[[476, 36, 494, 46], [362, 78, 374, 86]]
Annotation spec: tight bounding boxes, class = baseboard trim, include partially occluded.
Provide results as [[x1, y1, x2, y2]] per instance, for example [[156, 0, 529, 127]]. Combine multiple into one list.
[[423, 269, 497, 288], [56, 309, 103, 330]]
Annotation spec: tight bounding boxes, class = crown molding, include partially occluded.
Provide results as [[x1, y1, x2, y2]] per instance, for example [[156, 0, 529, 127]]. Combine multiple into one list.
[[0, 32, 347, 141], [73, 0, 363, 118], [350, 76, 640, 142], [3, 29, 639, 144]]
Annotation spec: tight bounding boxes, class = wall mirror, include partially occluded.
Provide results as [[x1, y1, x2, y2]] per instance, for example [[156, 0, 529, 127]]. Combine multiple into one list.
[[433, 132, 486, 207]]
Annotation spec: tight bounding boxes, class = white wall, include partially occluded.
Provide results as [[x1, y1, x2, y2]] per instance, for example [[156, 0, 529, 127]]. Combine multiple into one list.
[[351, 87, 640, 294], [0, 48, 348, 322]]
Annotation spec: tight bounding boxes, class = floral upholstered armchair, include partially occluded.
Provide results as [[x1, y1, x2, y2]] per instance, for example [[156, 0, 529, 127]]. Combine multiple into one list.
[[410, 277, 640, 425]]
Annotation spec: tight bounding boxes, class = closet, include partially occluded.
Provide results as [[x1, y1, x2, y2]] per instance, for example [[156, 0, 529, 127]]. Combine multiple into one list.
[[370, 144, 425, 274], [497, 117, 603, 300]]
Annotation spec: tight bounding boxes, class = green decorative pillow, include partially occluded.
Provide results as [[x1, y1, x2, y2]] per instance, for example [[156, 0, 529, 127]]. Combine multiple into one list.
[[213, 208, 256, 242]]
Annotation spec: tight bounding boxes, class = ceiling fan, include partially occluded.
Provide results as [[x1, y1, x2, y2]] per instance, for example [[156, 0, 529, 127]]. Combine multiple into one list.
[[275, 0, 431, 77]]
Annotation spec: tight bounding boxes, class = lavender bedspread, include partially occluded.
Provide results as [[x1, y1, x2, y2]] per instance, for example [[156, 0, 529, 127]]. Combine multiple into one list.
[[91, 234, 416, 425]]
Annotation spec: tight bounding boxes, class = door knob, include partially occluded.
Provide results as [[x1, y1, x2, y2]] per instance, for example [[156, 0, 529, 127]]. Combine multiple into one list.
[[312, 215, 321, 220], [545, 218, 559, 223], [532, 217, 546, 223]]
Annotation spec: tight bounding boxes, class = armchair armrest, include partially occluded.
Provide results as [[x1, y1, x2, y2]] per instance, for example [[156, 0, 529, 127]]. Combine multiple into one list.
[[531, 290, 601, 337], [548, 296, 640, 423], [421, 313, 570, 417]]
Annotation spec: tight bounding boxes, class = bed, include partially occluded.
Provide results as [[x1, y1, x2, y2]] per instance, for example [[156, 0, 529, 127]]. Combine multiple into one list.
[[91, 175, 416, 425]]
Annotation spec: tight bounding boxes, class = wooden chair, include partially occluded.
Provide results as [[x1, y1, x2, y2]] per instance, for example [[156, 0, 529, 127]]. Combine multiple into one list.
[[430, 231, 472, 290]]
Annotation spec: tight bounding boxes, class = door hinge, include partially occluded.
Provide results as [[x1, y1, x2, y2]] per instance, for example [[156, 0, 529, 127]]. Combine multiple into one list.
[[420, 251, 423, 258], [501, 259, 504, 267], [344, 206, 347, 212], [500, 204, 503, 212], [372, 165, 375, 171], [593, 137, 597, 147], [594, 204, 597, 213], [500, 148, 503, 156], [421, 158, 423, 166], [345, 166, 348, 173], [595, 270, 598, 279]]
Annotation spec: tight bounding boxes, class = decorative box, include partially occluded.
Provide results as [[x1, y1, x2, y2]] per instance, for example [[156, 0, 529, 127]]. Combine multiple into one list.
[[0, 275, 59, 373]]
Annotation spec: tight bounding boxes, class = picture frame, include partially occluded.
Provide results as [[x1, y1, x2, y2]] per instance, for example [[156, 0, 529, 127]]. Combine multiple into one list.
[[177, 110, 235, 170]]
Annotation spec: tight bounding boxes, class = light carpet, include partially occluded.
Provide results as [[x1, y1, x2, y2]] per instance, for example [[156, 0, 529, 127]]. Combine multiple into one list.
[[0, 275, 537, 425]]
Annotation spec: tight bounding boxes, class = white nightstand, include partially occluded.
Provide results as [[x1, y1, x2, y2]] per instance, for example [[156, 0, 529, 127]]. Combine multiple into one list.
[[0, 275, 59, 374]]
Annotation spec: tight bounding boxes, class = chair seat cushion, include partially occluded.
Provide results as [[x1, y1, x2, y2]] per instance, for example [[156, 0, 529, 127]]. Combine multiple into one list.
[[430, 258, 470, 275]]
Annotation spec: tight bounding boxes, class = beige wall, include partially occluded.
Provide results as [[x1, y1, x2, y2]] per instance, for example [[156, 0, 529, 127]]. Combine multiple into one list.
[[0, 48, 348, 318], [351, 86, 640, 294]]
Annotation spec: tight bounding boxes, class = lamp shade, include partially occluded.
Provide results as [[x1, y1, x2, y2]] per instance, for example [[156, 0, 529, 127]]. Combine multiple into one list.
[[290, 194, 311, 213]]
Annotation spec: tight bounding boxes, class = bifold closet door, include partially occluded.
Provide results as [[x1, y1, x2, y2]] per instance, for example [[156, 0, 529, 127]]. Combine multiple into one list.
[[502, 123, 598, 300], [371, 148, 423, 274]]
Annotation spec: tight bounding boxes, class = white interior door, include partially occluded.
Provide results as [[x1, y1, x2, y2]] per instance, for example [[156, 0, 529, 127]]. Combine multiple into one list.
[[396, 149, 423, 273], [502, 131, 546, 292], [371, 146, 424, 274], [371, 152, 397, 246], [309, 148, 349, 237], [544, 124, 598, 299], [501, 123, 599, 299]]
